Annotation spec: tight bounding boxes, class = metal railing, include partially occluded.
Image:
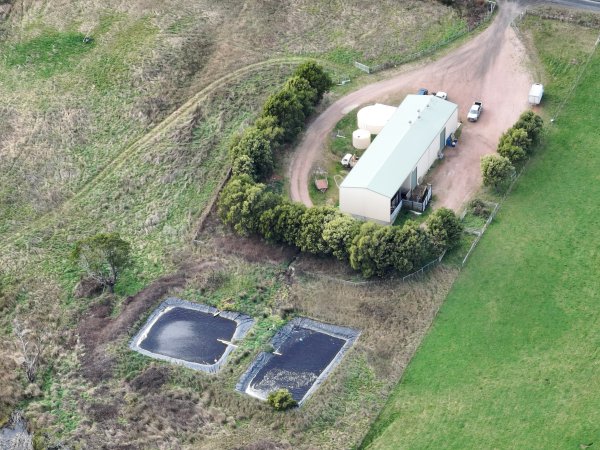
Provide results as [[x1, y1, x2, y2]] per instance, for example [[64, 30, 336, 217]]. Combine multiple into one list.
[[403, 184, 432, 213]]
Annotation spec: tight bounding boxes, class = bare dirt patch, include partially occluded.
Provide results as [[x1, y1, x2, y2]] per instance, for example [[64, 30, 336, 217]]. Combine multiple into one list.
[[205, 214, 298, 265], [77, 260, 218, 382], [289, 2, 533, 212], [129, 366, 170, 393]]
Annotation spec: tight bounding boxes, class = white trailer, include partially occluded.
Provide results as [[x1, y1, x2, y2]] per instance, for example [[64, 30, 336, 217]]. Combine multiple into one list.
[[528, 83, 544, 105]]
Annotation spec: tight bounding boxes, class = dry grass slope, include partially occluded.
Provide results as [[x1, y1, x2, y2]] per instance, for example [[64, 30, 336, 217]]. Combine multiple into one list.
[[0, 0, 484, 447]]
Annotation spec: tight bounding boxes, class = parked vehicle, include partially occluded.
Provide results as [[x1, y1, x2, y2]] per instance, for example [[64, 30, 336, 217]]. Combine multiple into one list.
[[467, 101, 483, 122], [341, 153, 359, 168], [417, 88, 429, 95], [528, 83, 544, 105], [435, 91, 448, 100]]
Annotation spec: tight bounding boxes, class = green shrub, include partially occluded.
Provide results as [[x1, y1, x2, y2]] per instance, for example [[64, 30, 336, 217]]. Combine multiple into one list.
[[218, 176, 279, 235], [293, 61, 333, 102], [497, 142, 527, 164], [254, 115, 285, 148], [392, 221, 431, 273], [267, 388, 297, 411], [231, 153, 255, 177], [349, 222, 426, 278], [229, 127, 274, 180], [296, 206, 340, 254], [258, 198, 305, 245], [322, 214, 361, 261], [469, 199, 492, 218], [71, 233, 131, 293], [481, 154, 515, 190], [514, 110, 544, 145], [284, 76, 317, 116], [498, 127, 532, 158], [349, 222, 384, 278], [426, 208, 463, 254], [262, 86, 306, 143]]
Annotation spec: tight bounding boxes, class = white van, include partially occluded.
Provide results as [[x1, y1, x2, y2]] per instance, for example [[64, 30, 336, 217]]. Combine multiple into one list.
[[528, 83, 544, 105]]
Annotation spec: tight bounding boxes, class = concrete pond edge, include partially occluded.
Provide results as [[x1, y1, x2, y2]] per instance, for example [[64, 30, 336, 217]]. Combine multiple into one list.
[[129, 297, 255, 374], [236, 317, 361, 406]]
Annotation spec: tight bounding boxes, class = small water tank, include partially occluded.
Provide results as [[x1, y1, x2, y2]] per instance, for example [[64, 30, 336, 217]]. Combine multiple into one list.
[[352, 129, 371, 149]]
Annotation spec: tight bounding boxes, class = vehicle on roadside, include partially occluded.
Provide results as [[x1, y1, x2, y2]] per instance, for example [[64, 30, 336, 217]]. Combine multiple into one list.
[[435, 91, 448, 100], [467, 101, 483, 122], [417, 88, 429, 95], [528, 83, 544, 105]]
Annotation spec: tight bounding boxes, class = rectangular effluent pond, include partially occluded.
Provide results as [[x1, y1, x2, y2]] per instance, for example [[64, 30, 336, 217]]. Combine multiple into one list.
[[130, 298, 254, 373], [236, 318, 359, 405]]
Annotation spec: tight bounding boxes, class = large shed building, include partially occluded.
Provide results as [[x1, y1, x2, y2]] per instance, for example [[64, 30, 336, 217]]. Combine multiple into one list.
[[339, 95, 458, 225]]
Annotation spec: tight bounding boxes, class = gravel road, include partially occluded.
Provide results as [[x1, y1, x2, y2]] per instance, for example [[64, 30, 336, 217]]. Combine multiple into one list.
[[288, 0, 598, 211]]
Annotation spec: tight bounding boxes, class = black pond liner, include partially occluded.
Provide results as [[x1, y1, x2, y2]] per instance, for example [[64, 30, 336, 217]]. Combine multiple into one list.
[[129, 298, 254, 373], [236, 317, 360, 405]]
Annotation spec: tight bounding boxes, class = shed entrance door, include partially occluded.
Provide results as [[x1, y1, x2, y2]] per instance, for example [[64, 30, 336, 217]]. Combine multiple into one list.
[[439, 127, 446, 150], [410, 167, 417, 190]]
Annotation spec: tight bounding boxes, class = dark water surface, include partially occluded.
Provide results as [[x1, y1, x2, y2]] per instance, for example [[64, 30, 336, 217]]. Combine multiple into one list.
[[249, 327, 345, 401], [139, 307, 237, 364]]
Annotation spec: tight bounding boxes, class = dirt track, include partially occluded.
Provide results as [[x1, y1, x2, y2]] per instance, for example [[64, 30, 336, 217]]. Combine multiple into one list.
[[288, 0, 533, 212]]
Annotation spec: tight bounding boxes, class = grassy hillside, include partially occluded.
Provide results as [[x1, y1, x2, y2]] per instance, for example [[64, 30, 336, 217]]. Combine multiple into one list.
[[362, 19, 600, 449], [0, 0, 488, 447], [0, 0, 472, 274]]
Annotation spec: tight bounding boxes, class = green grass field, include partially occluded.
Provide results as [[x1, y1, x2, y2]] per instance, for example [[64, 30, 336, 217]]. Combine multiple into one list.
[[362, 24, 600, 450]]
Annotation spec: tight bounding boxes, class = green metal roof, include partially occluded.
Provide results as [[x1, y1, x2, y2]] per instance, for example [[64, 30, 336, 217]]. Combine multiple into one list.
[[341, 95, 457, 197]]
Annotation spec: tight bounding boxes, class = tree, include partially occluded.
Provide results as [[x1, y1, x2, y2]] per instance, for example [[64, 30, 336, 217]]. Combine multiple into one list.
[[258, 199, 304, 245], [514, 110, 544, 144], [392, 221, 430, 273], [296, 206, 340, 255], [426, 208, 463, 254], [293, 61, 333, 102], [262, 86, 306, 143], [218, 176, 280, 236], [497, 142, 527, 164], [254, 114, 285, 148], [269, 201, 307, 246], [322, 214, 361, 261], [349, 222, 387, 278], [284, 76, 317, 116], [481, 154, 515, 190], [267, 388, 297, 411], [499, 127, 532, 155], [71, 232, 131, 293], [229, 127, 274, 180], [231, 153, 255, 177]]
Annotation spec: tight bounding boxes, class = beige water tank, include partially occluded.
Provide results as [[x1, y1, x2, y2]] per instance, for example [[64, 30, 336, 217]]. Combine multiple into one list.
[[356, 103, 397, 134], [352, 129, 371, 149]]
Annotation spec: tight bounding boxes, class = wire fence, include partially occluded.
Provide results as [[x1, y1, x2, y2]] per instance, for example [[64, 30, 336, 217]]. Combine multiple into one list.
[[291, 249, 447, 287], [461, 202, 499, 266], [353, 11, 495, 75]]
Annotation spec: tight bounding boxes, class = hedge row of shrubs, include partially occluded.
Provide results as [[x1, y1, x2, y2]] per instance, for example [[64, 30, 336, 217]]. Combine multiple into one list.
[[219, 62, 463, 278], [481, 110, 543, 190], [219, 175, 462, 277], [229, 61, 333, 182]]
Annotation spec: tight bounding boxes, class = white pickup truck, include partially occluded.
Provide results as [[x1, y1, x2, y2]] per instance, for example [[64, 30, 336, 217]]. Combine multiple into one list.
[[467, 101, 483, 122]]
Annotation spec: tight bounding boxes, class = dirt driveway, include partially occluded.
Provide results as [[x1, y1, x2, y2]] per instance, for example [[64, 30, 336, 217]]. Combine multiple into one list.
[[288, 0, 533, 212]]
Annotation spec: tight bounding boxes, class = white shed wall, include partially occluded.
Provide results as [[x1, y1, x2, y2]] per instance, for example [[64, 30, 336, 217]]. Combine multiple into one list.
[[416, 109, 458, 183], [339, 187, 391, 224]]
